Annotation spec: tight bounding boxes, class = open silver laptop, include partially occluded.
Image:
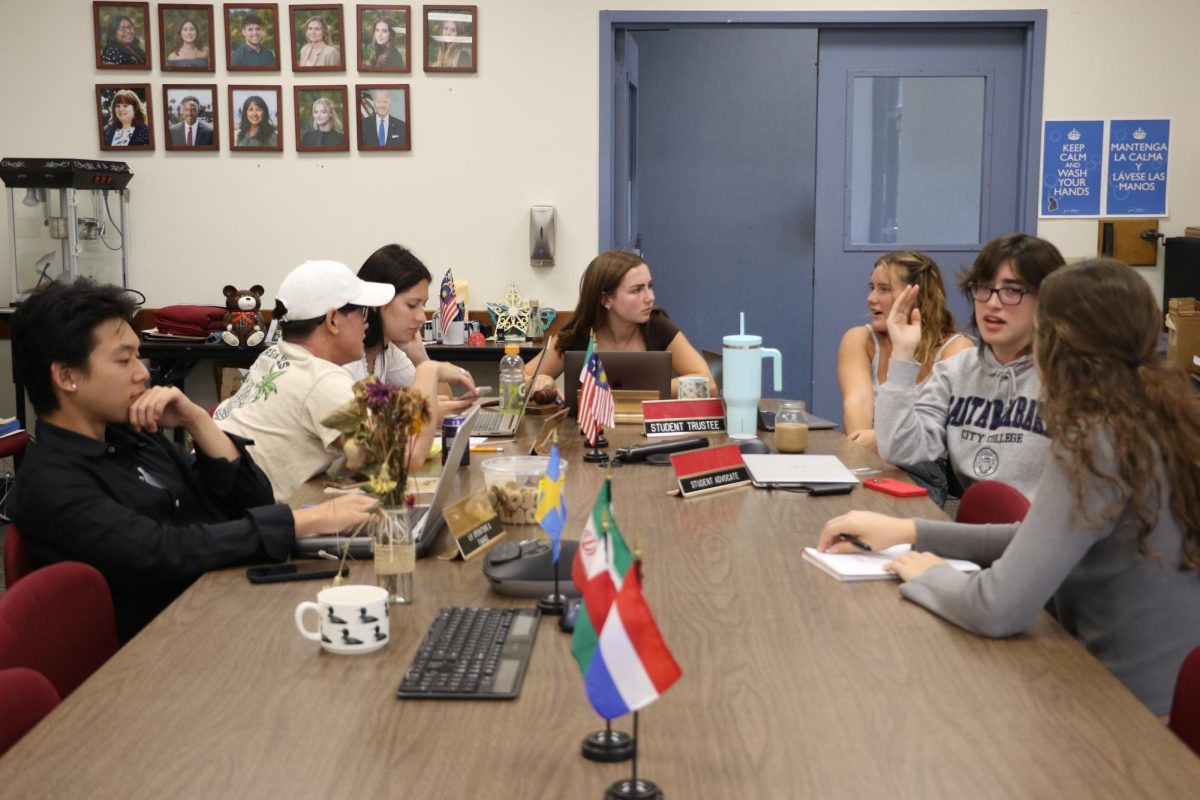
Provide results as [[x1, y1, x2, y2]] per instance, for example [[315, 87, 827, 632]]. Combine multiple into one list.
[[472, 339, 549, 437], [294, 406, 479, 560]]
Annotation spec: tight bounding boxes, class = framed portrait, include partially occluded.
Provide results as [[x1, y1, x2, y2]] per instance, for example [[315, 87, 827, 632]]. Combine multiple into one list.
[[163, 85, 219, 152], [294, 86, 350, 152], [357, 5, 411, 73], [96, 84, 155, 151], [94, 2, 152, 69], [288, 4, 346, 72], [228, 86, 283, 152], [159, 4, 215, 72], [224, 3, 281, 71], [423, 5, 475, 74], [356, 84, 411, 151]]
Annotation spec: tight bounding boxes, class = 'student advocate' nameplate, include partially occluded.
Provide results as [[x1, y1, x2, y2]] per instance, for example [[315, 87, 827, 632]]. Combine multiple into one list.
[[439, 490, 507, 561], [642, 398, 726, 437], [669, 443, 751, 498]]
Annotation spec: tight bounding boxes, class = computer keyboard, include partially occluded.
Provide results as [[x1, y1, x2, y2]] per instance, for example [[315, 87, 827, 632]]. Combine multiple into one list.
[[396, 607, 540, 700]]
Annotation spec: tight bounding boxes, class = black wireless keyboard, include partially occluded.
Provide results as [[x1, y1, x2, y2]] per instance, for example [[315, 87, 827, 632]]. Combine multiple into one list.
[[396, 607, 540, 700]]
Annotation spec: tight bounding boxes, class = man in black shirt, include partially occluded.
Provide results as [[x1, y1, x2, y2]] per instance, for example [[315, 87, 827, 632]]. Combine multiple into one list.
[[9, 282, 375, 642]]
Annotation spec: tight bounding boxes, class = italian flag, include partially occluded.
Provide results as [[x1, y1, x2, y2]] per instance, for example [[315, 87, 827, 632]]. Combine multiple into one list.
[[570, 480, 632, 676]]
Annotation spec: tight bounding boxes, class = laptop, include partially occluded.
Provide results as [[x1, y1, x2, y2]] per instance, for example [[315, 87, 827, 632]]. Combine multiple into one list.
[[472, 339, 549, 437], [562, 350, 672, 416], [741, 454, 860, 485], [294, 406, 479, 560]]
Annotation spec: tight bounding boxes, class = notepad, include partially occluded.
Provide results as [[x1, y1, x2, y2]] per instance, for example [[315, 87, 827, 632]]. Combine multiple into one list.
[[802, 545, 981, 582]]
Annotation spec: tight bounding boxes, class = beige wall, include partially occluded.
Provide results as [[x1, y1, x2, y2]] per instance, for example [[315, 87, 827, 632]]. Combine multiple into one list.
[[0, 0, 1196, 313]]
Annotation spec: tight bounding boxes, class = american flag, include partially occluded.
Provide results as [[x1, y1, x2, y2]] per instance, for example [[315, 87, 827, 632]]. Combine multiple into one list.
[[578, 351, 614, 445], [438, 269, 457, 337]]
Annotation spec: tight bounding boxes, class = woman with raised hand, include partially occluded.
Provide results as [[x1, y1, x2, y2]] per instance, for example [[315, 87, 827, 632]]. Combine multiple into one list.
[[819, 258, 1200, 717]]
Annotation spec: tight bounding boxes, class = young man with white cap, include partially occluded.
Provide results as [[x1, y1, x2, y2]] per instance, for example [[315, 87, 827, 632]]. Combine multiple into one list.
[[215, 260, 396, 500]]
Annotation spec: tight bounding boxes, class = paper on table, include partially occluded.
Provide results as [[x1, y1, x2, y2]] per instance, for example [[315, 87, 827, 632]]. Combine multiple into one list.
[[802, 544, 980, 582]]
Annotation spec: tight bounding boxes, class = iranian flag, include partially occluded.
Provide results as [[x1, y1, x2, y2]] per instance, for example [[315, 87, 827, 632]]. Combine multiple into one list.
[[570, 479, 632, 676]]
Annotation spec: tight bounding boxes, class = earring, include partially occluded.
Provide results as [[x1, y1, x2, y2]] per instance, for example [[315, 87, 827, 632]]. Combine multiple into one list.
[[71, 383, 77, 389]]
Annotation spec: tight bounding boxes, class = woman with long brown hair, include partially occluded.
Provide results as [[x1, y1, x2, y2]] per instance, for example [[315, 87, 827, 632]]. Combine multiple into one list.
[[818, 258, 1200, 716], [526, 250, 714, 403], [838, 251, 972, 453]]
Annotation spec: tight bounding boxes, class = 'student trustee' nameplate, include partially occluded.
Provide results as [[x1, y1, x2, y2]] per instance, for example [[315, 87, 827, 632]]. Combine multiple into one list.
[[670, 443, 751, 498], [642, 398, 726, 437]]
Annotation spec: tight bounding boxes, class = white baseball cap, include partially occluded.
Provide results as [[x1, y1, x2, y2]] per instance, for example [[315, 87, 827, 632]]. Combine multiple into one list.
[[275, 260, 395, 321]]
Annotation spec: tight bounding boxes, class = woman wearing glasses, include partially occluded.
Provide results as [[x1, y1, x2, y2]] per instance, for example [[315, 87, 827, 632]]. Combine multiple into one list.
[[873, 234, 1065, 500]]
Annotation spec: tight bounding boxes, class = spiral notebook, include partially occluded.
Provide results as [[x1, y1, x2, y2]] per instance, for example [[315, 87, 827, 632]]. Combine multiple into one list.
[[802, 544, 981, 582]]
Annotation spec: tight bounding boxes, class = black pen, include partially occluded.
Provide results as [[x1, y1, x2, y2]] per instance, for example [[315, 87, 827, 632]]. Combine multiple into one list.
[[834, 534, 872, 552]]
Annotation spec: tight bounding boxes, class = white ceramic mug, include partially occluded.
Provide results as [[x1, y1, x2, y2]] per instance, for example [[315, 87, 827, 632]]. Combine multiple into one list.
[[295, 584, 390, 655], [444, 320, 466, 346], [678, 376, 710, 399]]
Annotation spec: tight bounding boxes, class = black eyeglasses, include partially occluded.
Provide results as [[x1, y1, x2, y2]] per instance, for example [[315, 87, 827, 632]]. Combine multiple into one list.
[[968, 282, 1031, 306], [338, 304, 368, 321]]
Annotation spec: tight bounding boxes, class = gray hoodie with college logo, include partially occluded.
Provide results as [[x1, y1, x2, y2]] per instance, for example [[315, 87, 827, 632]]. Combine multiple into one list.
[[874, 346, 1050, 499]]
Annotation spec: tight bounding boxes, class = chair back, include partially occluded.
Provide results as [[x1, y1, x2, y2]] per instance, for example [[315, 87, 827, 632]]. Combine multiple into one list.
[[0, 667, 60, 757], [0, 561, 118, 698], [701, 348, 723, 393], [1170, 644, 1200, 757], [4, 523, 34, 587], [955, 480, 1031, 525]]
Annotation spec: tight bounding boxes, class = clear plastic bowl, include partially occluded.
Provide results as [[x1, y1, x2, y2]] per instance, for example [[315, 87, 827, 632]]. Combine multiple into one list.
[[481, 456, 570, 525]]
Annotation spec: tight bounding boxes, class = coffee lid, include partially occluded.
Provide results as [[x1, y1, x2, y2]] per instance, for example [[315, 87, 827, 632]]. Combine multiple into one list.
[[723, 334, 762, 347]]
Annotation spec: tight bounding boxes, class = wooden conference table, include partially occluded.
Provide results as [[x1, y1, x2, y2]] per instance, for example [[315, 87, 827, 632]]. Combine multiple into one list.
[[1, 424, 1197, 798]]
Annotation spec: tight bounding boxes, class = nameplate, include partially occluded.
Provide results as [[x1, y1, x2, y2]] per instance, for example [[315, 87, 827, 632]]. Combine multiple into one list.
[[440, 490, 506, 561], [670, 443, 751, 498], [642, 398, 727, 437]]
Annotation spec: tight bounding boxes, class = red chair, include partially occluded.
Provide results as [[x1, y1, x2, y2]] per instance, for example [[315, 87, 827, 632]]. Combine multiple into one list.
[[0, 667, 60, 757], [1170, 644, 1200, 757], [0, 430, 30, 461], [4, 523, 34, 587], [0, 561, 118, 698], [955, 480, 1031, 525]]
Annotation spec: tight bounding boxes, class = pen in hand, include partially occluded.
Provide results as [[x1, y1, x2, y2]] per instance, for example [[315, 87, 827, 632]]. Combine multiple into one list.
[[833, 534, 872, 552]]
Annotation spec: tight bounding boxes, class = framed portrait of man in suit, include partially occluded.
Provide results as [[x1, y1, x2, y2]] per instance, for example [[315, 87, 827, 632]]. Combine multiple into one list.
[[356, 84, 410, 151], [163, 85, 219, 151]]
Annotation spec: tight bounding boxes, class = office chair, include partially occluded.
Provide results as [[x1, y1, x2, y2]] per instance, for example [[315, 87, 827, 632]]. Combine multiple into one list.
[[955, 480, 1031, 525], [0, 667, 60, 757], [0, 561, 118, 698], [4, 524, 34, 587], [1170, 644, 1200, 757]]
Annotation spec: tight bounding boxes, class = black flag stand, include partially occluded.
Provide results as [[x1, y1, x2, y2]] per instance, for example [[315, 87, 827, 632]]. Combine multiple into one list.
[[604, 712, 661, 799], [583, 423, 610, 463], [581, 719, 635, 763], [537, 554, 567, 615]]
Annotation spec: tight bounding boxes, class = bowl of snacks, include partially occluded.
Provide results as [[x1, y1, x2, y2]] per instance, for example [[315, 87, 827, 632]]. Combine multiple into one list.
[[481, 456, 569, 525]]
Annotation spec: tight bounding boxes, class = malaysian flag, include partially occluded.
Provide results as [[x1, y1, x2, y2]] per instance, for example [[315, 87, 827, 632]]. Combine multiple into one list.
[[438, 269, 457, 337], [578, 351, 614, 445]]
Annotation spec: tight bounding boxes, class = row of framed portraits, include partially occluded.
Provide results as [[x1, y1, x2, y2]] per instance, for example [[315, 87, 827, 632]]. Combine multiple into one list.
[[94, 2, 476, 74], [96, 83, 412, 152]]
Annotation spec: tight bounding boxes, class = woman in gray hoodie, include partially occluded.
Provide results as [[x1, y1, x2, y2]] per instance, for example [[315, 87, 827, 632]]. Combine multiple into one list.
[[874, 234, 1065, 500], [820, 259, 1200, 716]]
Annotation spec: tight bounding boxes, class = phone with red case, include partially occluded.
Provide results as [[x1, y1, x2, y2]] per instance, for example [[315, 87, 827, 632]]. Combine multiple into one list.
[[862, 478, 928, 498]]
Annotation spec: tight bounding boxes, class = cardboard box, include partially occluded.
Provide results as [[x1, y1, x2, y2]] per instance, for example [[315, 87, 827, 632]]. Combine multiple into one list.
[[1166, 298, 1200, 375]]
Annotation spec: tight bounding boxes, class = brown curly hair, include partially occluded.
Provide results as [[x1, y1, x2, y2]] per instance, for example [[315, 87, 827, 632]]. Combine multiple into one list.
[[1036, 258, 1200, 569], [877, 251, 961, 369]]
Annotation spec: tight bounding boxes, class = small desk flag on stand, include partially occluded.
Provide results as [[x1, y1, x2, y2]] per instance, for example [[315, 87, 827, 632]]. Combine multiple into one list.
[[579, 351, 615, 447], [535, 442, 566, 563], [571, 478, 631, 676], [439, 269, 458, 338]]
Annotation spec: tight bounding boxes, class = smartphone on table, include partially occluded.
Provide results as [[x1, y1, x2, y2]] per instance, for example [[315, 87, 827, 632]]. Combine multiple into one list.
[[862, 478, 928, 498], [246, 563, 349, 584]]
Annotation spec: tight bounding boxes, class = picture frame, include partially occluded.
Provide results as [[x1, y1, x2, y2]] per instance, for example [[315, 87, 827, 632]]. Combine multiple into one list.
[[159, 4, 216, 72], [288, 4, 346, 72], [94, 2, 152, 69], [423, 5, 475, 73], [357, 5, 411, 73], [163, 85, 219, 152], [96, 84, 155, 151], [228, 85, 283, 152], [294, 85, 350, 152], [224, 3, 281, 71], [265, 318, 283, 346], [356, 84, 411, 151]]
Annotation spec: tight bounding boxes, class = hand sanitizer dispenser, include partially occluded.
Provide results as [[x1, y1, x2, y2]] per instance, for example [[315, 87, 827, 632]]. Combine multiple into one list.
[[530, 206, 555, 266]]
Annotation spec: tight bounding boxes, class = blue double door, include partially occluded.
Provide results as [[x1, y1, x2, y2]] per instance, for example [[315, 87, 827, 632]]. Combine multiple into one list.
[[610, 22, 1035, 421]]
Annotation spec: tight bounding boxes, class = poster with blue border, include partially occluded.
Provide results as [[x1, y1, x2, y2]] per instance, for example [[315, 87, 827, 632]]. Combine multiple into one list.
[[1106, 119, 1170, 217], [1039, 120, 1103, 217]]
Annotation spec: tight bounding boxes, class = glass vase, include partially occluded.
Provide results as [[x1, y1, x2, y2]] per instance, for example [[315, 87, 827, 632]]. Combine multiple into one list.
[[370, 506, 415, 605]]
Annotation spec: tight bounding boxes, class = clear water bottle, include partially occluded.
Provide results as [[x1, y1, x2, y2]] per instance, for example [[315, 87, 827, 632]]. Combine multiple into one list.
[[499, 344, 525, 413]]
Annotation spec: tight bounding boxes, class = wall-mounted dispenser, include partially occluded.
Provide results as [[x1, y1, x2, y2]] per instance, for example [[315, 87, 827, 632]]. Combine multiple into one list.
[[530, 205, 555, 266]]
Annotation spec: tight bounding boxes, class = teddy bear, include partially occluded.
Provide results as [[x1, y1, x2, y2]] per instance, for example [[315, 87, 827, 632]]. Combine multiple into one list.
[[221, 284, 266, 347]]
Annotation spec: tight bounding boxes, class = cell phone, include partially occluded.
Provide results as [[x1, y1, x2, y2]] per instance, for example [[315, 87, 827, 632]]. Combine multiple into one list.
[[467, 385, 493, 397], [246, 563, 349, 584], [862, 478, 928, 498]]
